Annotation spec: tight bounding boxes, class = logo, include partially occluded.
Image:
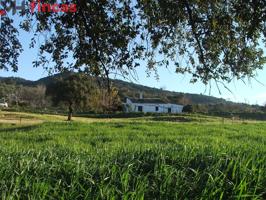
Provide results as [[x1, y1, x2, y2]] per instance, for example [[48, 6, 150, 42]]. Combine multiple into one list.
[[0, 0, 26, 15], [30, 0, 77, 13], [0, 0, 77, 16]]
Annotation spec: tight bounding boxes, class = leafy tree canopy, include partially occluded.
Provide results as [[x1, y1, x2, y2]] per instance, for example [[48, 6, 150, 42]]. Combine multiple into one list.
[[46, 73, 95, 120], [0, 16, 22, 72], [138, 0, 266, 84], [2, 0, 266, 85]]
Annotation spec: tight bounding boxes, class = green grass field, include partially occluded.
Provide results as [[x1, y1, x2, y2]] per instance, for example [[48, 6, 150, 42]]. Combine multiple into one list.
[[0, 111, 266, 199]]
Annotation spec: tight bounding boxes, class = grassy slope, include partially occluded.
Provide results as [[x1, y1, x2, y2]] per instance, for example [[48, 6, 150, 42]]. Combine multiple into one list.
[[0, 112, 266, 199]]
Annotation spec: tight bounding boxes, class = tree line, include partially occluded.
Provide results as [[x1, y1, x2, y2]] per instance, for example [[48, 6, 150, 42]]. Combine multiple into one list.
[[0, 73, 121, 120], [1, 73, 265, 120]]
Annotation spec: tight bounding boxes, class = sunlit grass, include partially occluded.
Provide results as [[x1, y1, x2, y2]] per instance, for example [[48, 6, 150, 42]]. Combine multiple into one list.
[[0, 111, 266, 199]]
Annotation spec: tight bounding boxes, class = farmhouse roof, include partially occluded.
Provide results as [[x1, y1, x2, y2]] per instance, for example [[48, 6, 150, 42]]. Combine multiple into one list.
[[129, 98, 168, 104]]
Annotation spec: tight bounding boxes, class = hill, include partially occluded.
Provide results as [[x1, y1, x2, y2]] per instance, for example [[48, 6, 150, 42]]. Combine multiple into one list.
[[0, 74, 227, 105]]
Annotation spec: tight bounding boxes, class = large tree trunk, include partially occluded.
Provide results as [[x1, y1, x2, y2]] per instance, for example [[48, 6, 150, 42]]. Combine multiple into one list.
[[68, 102, 73, 121]]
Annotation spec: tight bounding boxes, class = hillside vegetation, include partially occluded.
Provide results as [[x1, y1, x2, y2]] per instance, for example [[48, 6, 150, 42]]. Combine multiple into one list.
[[0, 74, 254, 104], [0, 112, 265, 199], [1, 74, 265, 116]]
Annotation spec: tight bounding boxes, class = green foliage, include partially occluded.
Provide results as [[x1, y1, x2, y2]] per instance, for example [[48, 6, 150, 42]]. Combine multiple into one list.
[[46, 73, 95, 109], [1, 74, 265, 115], [0, 16, 22, 72], [138, 0, 266, 84], [1, 75, 226, 105], [22, 0, 142, 79], [0, 120, 266, 198], [0, 83, 15, 99], [18, 0, 266, 84], [182, 104, 193, 113]]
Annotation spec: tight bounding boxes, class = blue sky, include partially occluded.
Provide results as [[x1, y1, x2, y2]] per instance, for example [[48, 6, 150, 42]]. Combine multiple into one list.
[[1, 15, 266, 106]]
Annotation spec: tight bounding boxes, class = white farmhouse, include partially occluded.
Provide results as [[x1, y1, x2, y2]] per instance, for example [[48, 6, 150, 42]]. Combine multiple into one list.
[[124, 96, 183, 114]]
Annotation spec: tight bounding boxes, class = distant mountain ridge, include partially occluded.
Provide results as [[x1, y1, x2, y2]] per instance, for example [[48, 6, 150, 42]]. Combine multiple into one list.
[[0, 74, 229, 105]]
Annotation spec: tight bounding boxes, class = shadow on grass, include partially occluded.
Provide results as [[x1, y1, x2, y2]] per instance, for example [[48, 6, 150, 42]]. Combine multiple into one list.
[[75, 112, 191, 119], [76, 112, 147, 119], [0, 124, 40, 133], [149, 116, 194, 122]]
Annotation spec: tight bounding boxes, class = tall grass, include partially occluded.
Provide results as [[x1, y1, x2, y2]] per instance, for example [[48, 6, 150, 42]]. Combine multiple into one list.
[[0, 121, 265, 199]]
